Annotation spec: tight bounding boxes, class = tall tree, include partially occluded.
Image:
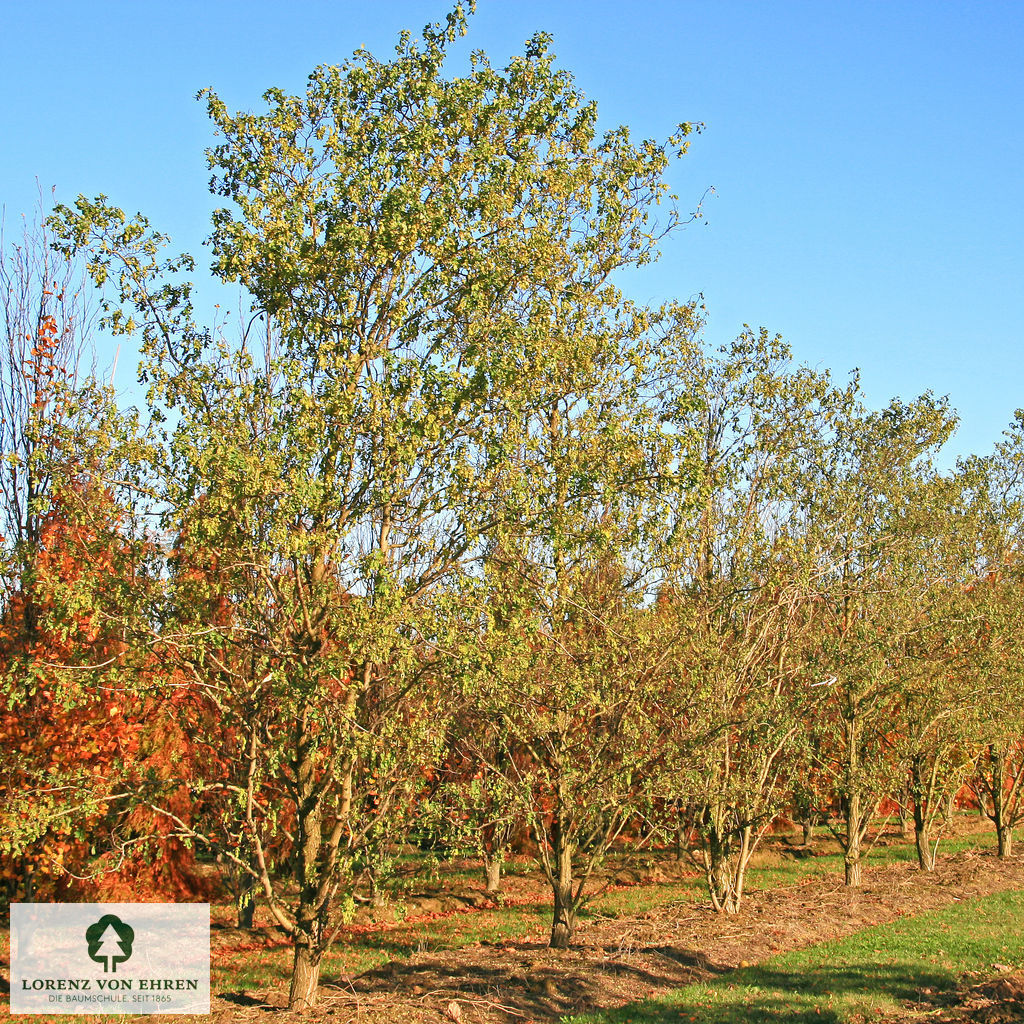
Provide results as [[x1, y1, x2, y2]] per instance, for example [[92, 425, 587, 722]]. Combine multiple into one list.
[[0, 194, 95, 636], [801, 391, 956, 885], [887, 473, 984, 871], [959, 420, 1024, 857], [0, 199, 142, 900], [51, 5, 701, 1004], [655, 330, 835, 913], [468, 298, 697, 947]]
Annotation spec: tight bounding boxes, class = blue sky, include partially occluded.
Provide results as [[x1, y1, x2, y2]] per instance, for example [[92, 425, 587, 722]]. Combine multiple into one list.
[[3, 1, 1022, 465]]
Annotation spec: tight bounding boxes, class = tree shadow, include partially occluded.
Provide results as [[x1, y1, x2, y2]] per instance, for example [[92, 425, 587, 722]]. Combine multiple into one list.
[[326, 938, 716, 1020], [593, 960, 960, 1023]]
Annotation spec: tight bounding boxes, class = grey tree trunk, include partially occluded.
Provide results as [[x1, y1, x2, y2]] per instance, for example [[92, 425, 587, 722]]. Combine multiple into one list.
[[484, 858, 502, 894]]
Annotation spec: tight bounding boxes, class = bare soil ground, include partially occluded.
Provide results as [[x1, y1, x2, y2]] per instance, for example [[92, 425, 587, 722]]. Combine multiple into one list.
[[208, 844, 1024, 1024]]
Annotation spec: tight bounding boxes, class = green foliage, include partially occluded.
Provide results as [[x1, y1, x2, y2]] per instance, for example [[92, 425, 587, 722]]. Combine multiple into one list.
[[13, 4, 1024, 1010], [42, 1, 705, 1001], [652, 330, 844, 911]]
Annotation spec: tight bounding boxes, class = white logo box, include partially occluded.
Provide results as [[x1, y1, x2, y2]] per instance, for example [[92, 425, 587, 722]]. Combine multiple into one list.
[[11, 903, 210, 1015]]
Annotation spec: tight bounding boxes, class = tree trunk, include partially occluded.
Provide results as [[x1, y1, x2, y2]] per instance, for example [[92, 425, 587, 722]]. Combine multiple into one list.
[[674, 801, 687, 861], [843, 789, 863, 887], [548, 817, 576, 949], [730, 827, 753, 913], [898, 798, 911, 837], [992, 771, 1012, 858], [707, 834, 736, 913], [911, 789, 937, 871], [909, 758, 936, 871], [484, 858, 502, 894], [550, 885, 576, 948], [703, 821, 745, 914], [288, 942, 321, 1011], [238, 894, 256, 929], [841, 716, 865, 887], [802, 817, 815, 847], [844, 852, 862, 886], [996, 823, 1013, 858], [287, 704, 326, 1010]]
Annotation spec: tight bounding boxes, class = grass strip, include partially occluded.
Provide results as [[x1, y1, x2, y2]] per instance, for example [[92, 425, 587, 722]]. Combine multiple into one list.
[[565, 887, 1024, 1023]]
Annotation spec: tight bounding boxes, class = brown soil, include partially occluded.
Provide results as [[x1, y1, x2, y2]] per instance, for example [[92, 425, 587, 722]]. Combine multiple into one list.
[[208, 846, 1024, 1024], [4, 840, 1023, 1023]]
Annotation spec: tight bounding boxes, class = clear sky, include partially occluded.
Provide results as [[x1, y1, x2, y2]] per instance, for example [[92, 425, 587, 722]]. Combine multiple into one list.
[[3, 1, 1022, 466]]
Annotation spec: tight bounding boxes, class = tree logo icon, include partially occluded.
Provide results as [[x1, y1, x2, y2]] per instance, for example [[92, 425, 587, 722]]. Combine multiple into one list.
[[85, 914, 135, 973]]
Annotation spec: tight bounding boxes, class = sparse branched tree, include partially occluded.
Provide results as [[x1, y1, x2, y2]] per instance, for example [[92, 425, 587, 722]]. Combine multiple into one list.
[[887, 473, 985, 871], [49, 4, 703, 1002], [655, 330, 836, 912], [801, 391, 956, 885], [469, 298, 699, 947], [960, 420, 1024, 858]]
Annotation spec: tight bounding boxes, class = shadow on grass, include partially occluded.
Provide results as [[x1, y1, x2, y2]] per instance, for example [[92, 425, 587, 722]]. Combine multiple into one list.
[[587, 960, 958, 1023]]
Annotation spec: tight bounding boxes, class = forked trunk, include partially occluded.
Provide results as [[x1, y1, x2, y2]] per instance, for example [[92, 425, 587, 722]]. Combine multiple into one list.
[[910, 760, 936, 871], [703, 823, 751, 914], [802, 818, 815, 847], [912, 797, 937, 871], [898, 801, 911, 837], [706, 836, 738, 914]]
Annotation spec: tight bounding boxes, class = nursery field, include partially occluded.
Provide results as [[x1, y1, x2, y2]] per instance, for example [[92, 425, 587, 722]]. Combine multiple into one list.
[[6, 5, 1024, 1022], [3, 820, 1023, 1024]]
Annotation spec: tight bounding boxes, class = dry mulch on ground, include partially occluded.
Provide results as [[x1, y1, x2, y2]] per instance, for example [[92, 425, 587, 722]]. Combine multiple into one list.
[[206, 846, 1024, 1024], [889, 968, 1024, 1024], [945, 970, 1024, 1022]]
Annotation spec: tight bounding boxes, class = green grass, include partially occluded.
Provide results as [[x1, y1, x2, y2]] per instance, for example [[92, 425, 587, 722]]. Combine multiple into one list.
[[565, 887, 1024, 1023]]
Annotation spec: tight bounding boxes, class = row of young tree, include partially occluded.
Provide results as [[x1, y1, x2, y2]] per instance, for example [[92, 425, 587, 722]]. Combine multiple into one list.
[[3, 7, 1024, 1011]]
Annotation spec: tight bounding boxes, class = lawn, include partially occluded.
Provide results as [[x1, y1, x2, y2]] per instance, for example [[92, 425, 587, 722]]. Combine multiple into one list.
[[566, 887, 1024, 1023]]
